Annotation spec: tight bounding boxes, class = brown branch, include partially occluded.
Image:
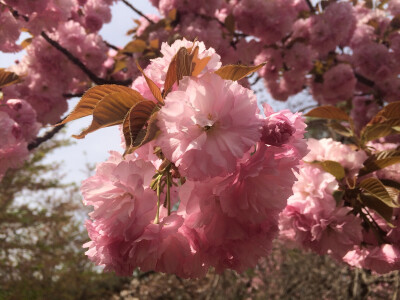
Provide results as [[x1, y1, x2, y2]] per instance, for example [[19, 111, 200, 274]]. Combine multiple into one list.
[[121, 0, 155, 24], [40, 32, 132, 86], [305, 0, 316, 13], [250, 75, 261, 86], [104, 40, 119, 51], [28, 122, 65, 151], [63, 93, 84, 98], [355, 72, 375, 88]]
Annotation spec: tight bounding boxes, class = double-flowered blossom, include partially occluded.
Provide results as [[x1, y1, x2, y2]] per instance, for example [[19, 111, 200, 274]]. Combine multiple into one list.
[[0, 99, 39, 180], [158, 73, 261, 180], [82, 39, 308, 278], [280, 138, 400, 273]]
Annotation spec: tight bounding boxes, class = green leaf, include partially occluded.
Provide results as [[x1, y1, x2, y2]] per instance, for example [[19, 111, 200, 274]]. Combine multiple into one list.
[[311, 160, 346, 180], [214, 63, 266, 81], [305, 106, 349, 121], [360, 193, 394, 226], [359, 150, 400, 176], [359, 177, 399, 208]]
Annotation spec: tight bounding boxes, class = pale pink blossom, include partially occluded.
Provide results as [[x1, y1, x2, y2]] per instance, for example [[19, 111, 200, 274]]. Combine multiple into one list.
[[0, 8, 22, 52], [309, 2, 356, 56], [82, 151, 206, 278], [157, 73, 261, 180], [312, 64, 357, 104], [0, 111, 29, 181], [0, 99, 41, 141]]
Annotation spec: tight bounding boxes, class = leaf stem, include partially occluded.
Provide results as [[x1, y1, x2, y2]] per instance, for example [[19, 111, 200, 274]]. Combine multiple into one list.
[[167, 172, 171, 215]]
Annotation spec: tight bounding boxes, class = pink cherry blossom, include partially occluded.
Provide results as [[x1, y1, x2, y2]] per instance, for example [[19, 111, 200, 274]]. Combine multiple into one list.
[[157, 73, 261, 180], [0, 111, 29, 181]]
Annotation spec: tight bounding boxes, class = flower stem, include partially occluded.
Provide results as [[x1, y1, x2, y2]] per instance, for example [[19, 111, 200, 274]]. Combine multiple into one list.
[[167, 173, 171, 215], [154, 180, 161, 224]]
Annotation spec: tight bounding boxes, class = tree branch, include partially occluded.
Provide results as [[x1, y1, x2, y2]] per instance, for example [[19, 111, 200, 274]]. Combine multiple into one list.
[[63, 93, 84, 98], [104, 40, 119, 51], [40, 32, 132, 86], [28, 123, 65, 151], [355, 72, 375, 88], [305, 0, 316, 13], [121, 0, 155, 24]]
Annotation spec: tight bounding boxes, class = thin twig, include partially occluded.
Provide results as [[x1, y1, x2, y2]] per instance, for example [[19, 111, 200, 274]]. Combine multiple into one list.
[[41, 32, 132, 86], [63, 93, 84, 98], [28, 122, 65, 151], [305, 0, 316, 13], [121, 0, 154, 24], [250, 75, 261, 86], [104, 40, 119, 51], [355, 72, 375, 88]]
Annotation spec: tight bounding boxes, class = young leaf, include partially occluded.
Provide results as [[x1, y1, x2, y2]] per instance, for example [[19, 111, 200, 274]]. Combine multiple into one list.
[[380, 179, 400, 191], [57, 85, 143, 126], [112, 59, 128, 74], [124, 107, 160, 155], [361, 119, 400, 142], [0, 69, 22, 89], [214, 63, 266, 81], [72, 90, 145, 138], [305, 106, 349, 121], [360, 194, 394, 225], [136, 61, 164, 105], [122, 39, 147, 54], [163, 45, 211, 97], [333, 190, 345, 205], [311, 160, 346, 180], [368, 101, 400, 125], [328, 120, 353, 137], [191, 48, 211, 77], [176, 47, 193, 80], [359, 177, 399, 208], [359, 150, 400, 176], [20, 37, 33, 49], [224, 14, 235, 34], [122, 100, 157, 149]]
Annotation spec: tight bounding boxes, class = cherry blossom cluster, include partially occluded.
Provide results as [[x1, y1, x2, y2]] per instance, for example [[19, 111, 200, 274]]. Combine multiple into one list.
[[144, 0, 400, 116], [3, 21, 109, 124], [279, 138, 400, 274], [0, 99, 40, 181], [82, 39, 308, 278], [1, 0, 114, 124], [1, 0, 115, 52], [0, 0, 114, 177]]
